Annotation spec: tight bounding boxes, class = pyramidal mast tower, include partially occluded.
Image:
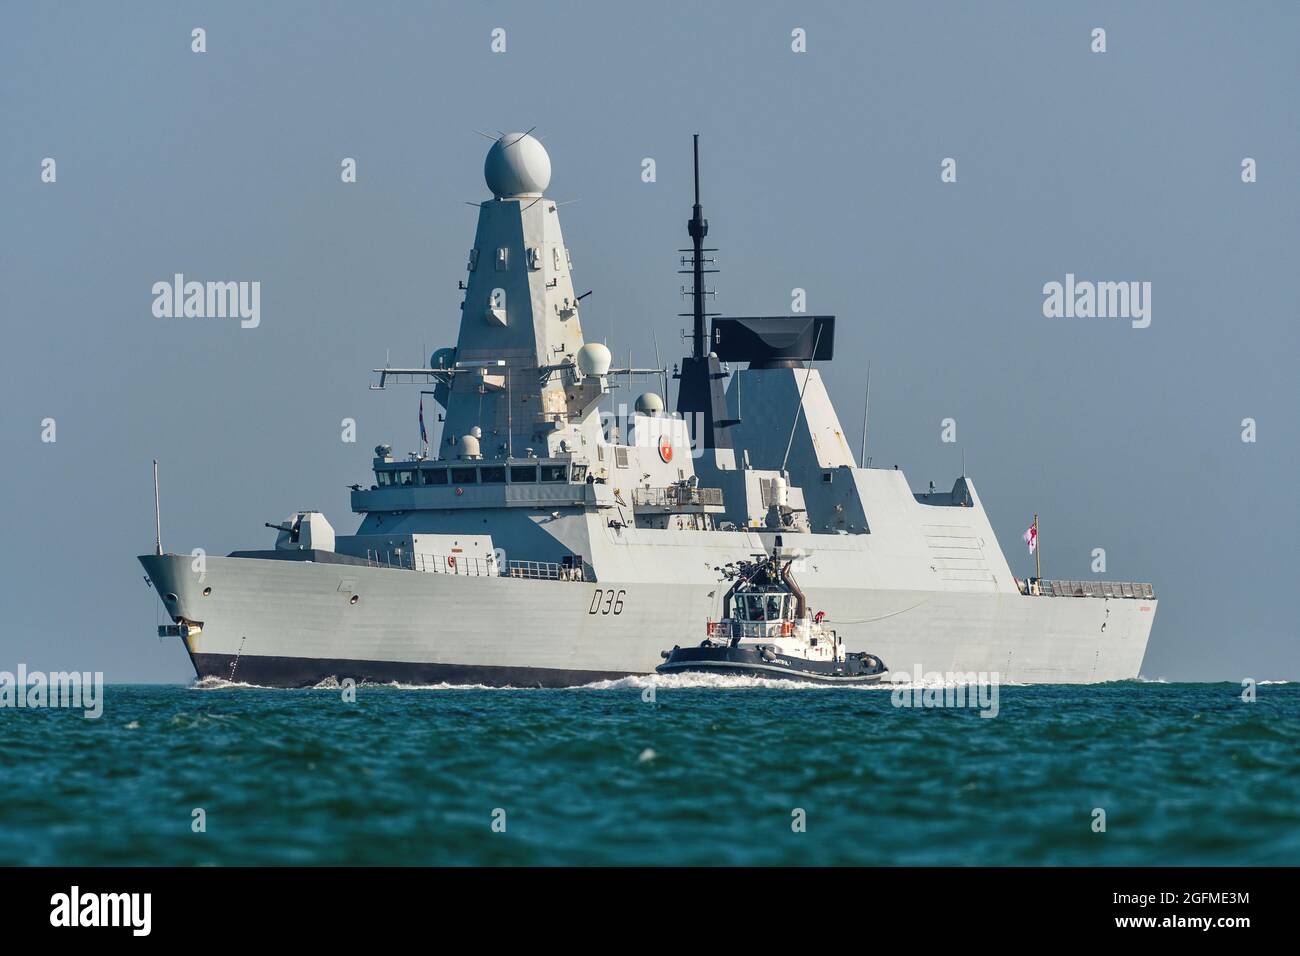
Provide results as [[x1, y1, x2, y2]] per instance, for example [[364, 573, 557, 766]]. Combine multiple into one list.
[[436, 132, 606, 461]]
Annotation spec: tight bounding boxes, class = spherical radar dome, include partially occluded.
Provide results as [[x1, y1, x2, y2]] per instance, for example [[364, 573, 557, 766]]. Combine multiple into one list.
[[635, 392, 665, 415], [484, 132, 551, 198], [576, 342, 612, 377]]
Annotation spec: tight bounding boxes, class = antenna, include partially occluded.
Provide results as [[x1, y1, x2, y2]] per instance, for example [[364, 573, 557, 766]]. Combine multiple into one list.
[[859, 361, 871, 466], [780, 323, 826, 474], [152, 459, 162, 556], [652, 330, 666, 404], [683, 133, 715, 360]]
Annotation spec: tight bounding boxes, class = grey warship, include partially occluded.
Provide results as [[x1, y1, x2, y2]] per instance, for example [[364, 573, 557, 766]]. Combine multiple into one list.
[[140, 132, 1157, 687]]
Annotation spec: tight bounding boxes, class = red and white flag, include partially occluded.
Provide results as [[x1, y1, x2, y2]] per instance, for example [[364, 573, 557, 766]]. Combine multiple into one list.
[[1022, 523, 1037, 554]]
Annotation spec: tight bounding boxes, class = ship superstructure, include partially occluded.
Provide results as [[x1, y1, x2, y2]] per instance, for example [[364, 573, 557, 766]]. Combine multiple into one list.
[[141, 132, 1156, 687]]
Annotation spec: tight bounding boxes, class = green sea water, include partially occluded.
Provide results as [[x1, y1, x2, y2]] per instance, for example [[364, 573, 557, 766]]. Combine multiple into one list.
[[1, 679, 1296, 866]]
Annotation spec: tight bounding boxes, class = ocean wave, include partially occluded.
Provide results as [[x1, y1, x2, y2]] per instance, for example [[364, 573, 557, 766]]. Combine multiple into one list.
[[190, 676, 265, 691], [189, 673, 1028, 693], [375, 680, 525, 691]]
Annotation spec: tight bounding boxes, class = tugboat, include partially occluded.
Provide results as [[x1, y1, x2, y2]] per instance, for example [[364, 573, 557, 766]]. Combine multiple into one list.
[[657, 545, 888, 684]]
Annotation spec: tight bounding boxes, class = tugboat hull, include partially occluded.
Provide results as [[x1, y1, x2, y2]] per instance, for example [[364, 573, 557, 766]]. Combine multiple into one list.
[[656, 645, 888, 685]]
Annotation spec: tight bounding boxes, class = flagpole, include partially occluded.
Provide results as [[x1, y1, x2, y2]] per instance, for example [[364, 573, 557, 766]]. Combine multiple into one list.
[[153, 459, 162, 556], [419, 396, 428, 459], [1033, 513, 1040, 581]]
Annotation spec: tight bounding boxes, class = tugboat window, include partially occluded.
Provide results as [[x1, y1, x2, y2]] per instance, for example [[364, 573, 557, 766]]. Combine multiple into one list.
[[480, 466, 506, 484], [510, 465, 537, 483], [540, 464, 568, 483], [420, 468, 447, 485], [451, 467, 478, 484]]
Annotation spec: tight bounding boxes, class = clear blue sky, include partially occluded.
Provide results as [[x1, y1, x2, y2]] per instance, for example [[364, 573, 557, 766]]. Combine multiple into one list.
[[2, 1, 1296, 681]]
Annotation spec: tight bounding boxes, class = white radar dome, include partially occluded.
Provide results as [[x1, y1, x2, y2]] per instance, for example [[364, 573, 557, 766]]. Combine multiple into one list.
[[576, 342, 612, 377], [635, 392, 664, 415], [484, 132, 551, 198], [457, 434, 482, 459]]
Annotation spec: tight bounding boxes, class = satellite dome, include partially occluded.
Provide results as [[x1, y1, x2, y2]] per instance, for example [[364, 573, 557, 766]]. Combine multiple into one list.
[[484, 132, 551, 198], [456, 434, 482, 459], [635, 392, 664, 415], [576, 342, 612, 377]]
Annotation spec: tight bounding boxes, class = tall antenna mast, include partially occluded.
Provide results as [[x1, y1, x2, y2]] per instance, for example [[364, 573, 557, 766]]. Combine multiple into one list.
[[780, 323, 826, 474], [681, 134, 716, 359]]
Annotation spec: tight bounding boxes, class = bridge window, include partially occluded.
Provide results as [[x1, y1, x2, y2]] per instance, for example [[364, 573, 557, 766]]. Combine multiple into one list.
[[541, 464, 568, 483], [376, 471, 393, 487], [397, 470, 416, 486], [480, 466, 506, 484], [571, 464, 588, 482], [510, 465, 537, 483], [420, 467, 447, 486], [451, 467, 477, 484]]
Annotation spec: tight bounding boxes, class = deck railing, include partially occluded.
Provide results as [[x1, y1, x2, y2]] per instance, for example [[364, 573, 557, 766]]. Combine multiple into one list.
[[365, 549, 496, 577], [1034, 579, 1155, 599], [632, 485, 724, 508], [364, 549, 585, 581], [506, 560, 585, 581]]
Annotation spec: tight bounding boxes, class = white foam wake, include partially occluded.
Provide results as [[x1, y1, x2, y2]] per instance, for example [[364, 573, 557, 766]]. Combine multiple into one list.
[[579, 672, 895, 691]]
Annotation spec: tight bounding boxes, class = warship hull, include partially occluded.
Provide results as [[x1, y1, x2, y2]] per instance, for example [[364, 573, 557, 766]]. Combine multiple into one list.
[[141, 548, 1154, 687]]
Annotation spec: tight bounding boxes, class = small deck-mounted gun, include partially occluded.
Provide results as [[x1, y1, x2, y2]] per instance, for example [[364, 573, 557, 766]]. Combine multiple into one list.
[[265, 520, 299, 544]]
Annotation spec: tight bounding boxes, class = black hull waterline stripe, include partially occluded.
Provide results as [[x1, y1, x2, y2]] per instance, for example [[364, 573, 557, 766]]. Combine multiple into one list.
[[191, 653, 632, 689]]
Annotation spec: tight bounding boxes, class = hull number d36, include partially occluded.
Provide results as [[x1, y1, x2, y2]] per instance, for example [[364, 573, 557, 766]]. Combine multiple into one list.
[[589, 589, 626, 615]]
